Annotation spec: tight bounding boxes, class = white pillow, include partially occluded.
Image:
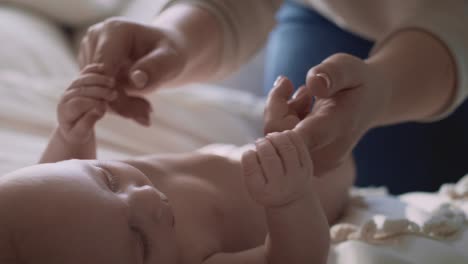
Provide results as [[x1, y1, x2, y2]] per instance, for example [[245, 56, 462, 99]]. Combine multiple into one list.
[[4, 0, 128, 27]]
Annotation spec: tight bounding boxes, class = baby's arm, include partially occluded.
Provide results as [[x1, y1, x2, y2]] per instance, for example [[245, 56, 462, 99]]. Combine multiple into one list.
[[39, 64, 116, 163], [203, 131, 329, 264]]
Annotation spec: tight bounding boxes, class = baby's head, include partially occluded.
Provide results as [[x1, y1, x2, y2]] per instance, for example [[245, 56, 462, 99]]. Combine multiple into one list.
[[0, 160, 177, 264]]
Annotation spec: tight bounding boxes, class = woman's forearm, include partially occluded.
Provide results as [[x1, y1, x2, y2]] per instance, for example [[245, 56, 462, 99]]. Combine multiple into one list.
[[367, 30, 456, 126], [153, 3, 223, 85]]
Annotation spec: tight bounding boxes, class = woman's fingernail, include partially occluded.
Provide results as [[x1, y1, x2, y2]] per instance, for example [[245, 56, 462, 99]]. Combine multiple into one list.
[[131, 70, 149, 89], [273, 75, 285, 87], [292, 86, 307, 99], [315, 73, 331, 89]]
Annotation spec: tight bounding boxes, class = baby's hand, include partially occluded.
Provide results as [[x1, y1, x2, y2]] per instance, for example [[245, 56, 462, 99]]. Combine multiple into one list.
[[241, 130, 313, 208], [263, 77, 313, 135], [57, 64, 117, 144]]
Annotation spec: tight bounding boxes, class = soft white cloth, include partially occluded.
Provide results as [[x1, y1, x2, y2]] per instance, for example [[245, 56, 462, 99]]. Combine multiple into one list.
[[328, 179, 468, 264], [2, 0, 128, 26], [0, 5, 264, 174], [0, 74, 264, 174]]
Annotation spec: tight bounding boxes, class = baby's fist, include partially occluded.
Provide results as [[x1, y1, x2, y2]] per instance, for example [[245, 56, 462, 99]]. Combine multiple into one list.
[[57, 64, 117, 144], [241, 130, 313, 207]]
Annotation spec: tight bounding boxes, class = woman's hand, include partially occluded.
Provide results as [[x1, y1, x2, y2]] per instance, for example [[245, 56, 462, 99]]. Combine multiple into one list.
[[79, 17, 188, 91], [79, 17, 189, 125], [300, 53, 391, 176], [57, 64, 117, 144], [266, 53, 391, 177], [241, 130, 313, 207]]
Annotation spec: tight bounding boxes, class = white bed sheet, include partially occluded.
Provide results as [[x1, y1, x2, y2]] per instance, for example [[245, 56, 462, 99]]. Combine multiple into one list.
[[0, 3, 467, 264]]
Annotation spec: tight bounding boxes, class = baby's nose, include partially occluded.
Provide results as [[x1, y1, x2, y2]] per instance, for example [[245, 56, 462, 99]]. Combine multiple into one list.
[[128, 185, 168, 222]]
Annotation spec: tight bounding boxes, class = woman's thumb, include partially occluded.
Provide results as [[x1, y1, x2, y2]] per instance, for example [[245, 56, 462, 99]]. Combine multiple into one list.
[[306, 53, 365, 98], [130, 69, 149, 90], [129, 48, 185, 91]]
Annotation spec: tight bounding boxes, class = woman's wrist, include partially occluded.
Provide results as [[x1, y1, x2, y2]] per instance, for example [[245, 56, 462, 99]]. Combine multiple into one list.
[[366, 29, 456, 127], [153, 3, 223, 81]]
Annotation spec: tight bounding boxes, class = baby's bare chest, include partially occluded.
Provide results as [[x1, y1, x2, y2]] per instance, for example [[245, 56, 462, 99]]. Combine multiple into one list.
[[169, 158, 267, 261]]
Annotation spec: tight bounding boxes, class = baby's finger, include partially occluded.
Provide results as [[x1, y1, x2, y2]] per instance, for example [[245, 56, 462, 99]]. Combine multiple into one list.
[[70, 106, 105, 137], [287, 130, 313, 172], [61, 97, 104, 123], [288, 85, 313, 119], [79, 29, 98, 69], [81, 63, 105, 74], [255, 138, 284, 179], [68, 73, 115, 90], [241, 150, 267, 196], [266, 131, 301, 172], [265, 76, 295, 120], [62, 86, 118, 102], [78, 45, 88, 69]]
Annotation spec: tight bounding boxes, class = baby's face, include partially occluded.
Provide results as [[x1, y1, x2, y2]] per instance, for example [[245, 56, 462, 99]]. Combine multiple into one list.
[[0, 159, 177, 264]]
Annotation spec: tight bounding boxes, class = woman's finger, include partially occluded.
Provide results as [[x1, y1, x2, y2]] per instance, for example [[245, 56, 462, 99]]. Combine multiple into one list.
[[108, 95, 152, 126], [293, 100, 343, 153], [306, 53, 365, 98], [78, 36, 89, 69], [80, 63, 105, 75], [78, 28, 99, 70], [89, 18, 134, 76], [68, 73, 115, 90], [129, 46, 186, 90], [62, 86, 118, 102]]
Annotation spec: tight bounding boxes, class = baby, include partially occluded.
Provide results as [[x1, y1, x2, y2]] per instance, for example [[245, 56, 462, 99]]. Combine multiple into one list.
[[0, 65, 355, 264]]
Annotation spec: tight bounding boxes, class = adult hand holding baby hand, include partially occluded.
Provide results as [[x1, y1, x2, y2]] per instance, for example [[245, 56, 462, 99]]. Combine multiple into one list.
[[79, 18, 188, 125], [57, 64, 117, 144], [266, 53, 391, 177]]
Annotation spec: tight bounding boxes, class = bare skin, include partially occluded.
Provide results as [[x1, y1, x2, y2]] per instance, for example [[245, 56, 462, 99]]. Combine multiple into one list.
[[0, 65, 354, 264], [79, 4, 455, 176]]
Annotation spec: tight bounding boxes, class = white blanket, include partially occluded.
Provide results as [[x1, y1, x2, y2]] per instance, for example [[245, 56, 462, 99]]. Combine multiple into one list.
[[0, 5, 264, 174], [0, 4, 467, 264]]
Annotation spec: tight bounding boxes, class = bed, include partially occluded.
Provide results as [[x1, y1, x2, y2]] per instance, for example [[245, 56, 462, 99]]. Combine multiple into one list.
[[0, 2, 466, 263]]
